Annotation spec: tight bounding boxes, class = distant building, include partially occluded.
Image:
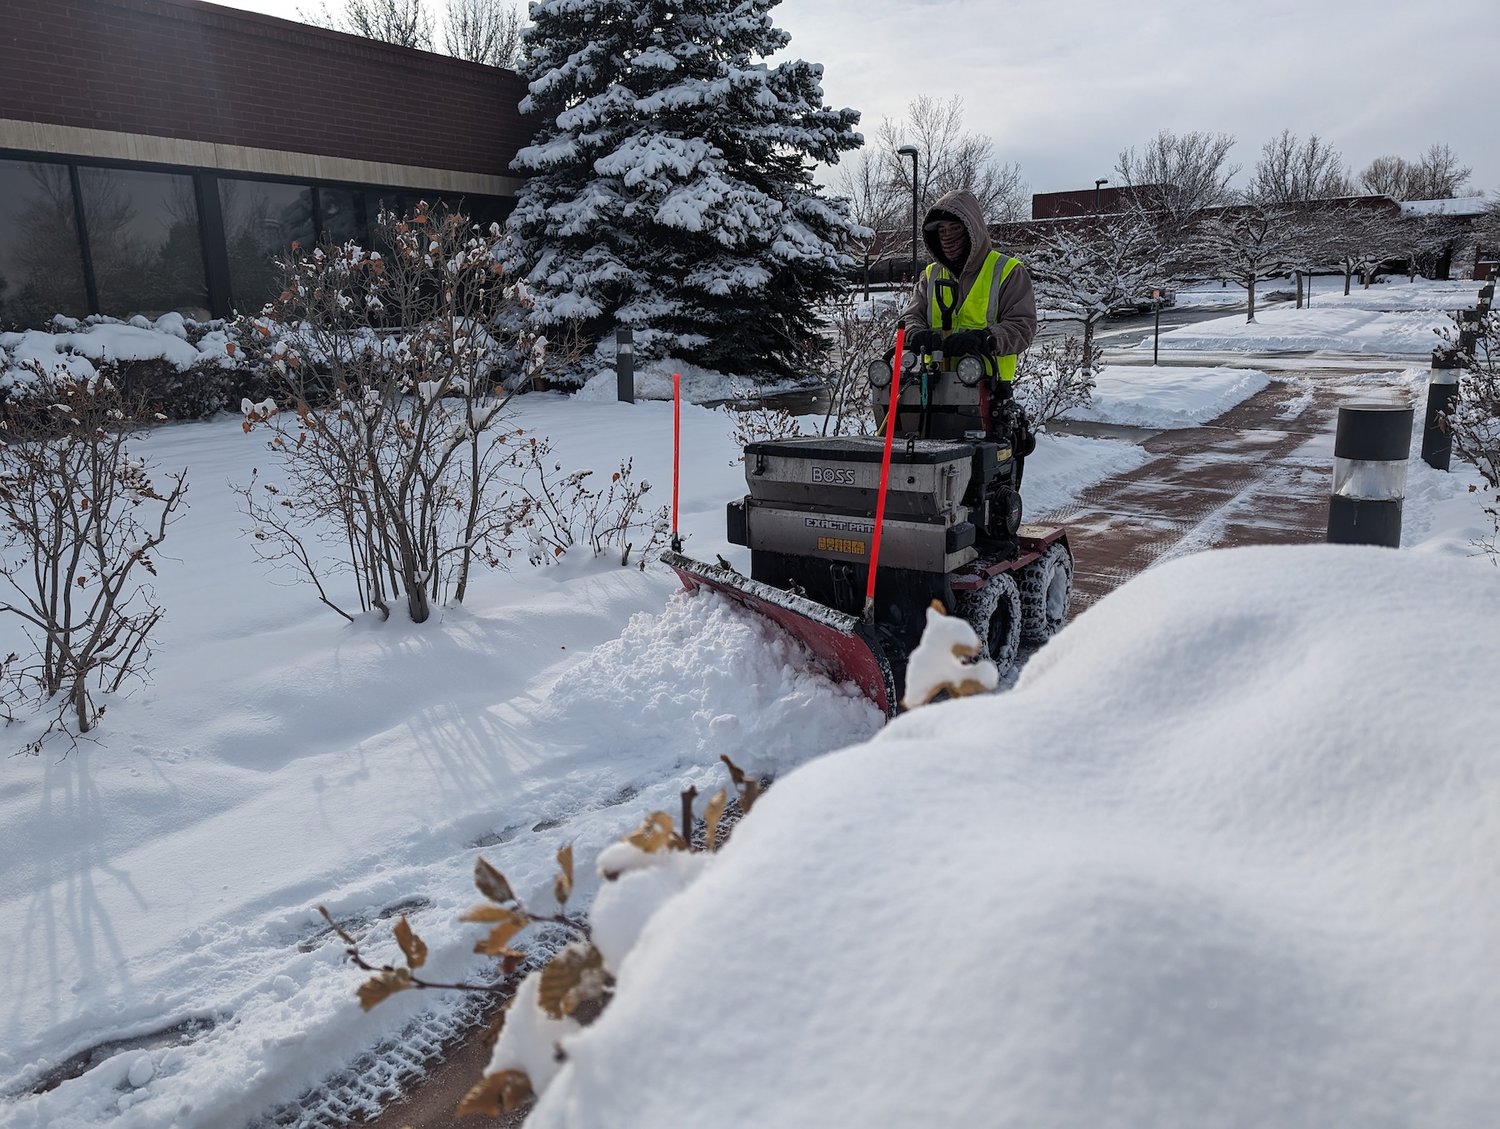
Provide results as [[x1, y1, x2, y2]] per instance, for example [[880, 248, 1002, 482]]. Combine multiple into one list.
[[0, 0, 530, 329], [1401, 197, 1495, 280]]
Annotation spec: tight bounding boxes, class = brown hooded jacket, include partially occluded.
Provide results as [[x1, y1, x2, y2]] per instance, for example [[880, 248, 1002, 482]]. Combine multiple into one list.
[[899, 188, 1037, 357]]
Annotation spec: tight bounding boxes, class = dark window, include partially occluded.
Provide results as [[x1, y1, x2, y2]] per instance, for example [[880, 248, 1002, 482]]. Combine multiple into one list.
[[318, 186, 364, 246], [0, 159, 89, 329], [463, 195, 517, 234], [219, 179, 315, 314], [77, 166, 209, 320]]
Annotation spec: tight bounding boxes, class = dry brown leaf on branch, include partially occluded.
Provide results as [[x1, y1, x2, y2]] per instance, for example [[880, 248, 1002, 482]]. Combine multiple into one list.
[[459, 904, 527, 926], [625, 811, 681, 853], [474, 857, 516, 904], [719, 754, 761, 814], [356, 968, 412, 1011], [474, 918, 526, 957], [555, 843, 574, 905], [704, 788, 728, 852], [317, 905, 359, 948], [537, 943, 606, 1019], [456, 1068, 535, 1119], [393, 915, 427, 970]]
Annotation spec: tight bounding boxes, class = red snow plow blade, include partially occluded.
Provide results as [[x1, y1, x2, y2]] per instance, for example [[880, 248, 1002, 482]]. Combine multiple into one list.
[[662, 550, 898, 716]]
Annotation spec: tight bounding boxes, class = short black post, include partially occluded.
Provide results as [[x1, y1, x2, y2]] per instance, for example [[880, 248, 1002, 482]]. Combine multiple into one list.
[[1152, 296, 1161, 365], [1457, 308, 1480, 357], [1422, 348, 1461, 471], [1327, 402, 1413, 548], [1479, 282, 1494, 307], [616, 327, 635, 404]]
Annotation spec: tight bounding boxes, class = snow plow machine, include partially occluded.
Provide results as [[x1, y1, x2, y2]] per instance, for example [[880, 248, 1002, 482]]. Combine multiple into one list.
[[664, 337, 1074, 717]]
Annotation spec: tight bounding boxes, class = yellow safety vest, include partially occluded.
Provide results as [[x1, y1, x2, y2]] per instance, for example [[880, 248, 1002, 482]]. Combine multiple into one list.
[[926, 251, 1020, 383]]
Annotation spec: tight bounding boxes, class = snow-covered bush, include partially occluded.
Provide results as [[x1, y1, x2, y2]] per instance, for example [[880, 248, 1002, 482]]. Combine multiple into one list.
[[234, 203, 554, 623], [0, 313, 246, 420], [0, 365, 187, 740], [1014, 334, 1100, 425]]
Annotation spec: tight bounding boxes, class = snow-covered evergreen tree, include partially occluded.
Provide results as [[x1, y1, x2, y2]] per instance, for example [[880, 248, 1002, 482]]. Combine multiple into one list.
[[504, 0, 864, 382]]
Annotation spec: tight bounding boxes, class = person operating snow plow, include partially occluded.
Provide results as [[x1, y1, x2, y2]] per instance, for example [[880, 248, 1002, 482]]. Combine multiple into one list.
[[663, 189, 1072, 717], [887, 188, 1040, 478]]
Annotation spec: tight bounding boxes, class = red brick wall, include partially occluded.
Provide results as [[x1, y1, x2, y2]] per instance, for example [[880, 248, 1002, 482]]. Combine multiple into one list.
[[0, 0, 532, 178]]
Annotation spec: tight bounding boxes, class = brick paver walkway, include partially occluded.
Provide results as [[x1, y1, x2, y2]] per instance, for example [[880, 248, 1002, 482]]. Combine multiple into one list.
[[1044, 369, 1413, 613]]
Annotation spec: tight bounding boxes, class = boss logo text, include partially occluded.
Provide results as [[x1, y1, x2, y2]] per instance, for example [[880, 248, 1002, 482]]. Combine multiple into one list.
[[810, 465, 857, 485]]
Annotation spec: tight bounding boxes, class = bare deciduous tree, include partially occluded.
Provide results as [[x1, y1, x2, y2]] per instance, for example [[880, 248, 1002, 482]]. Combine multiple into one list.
[[1359, 144, 1474, 201], [1028, 214, 1166, 354], [876, 95, 1029, 225], [1194, 202, 1298, 322], [1114, 129, 1239, 235], [814, 292, 897, 436], [1323, 202, 1402, 294], [443, 0, 523, 67], [828, 148, 899, 294], [0, 370, 187, 736], [301, 0, 434, 49], [1248, 130, 1352, 204], [1443, 302, 1499, 559]]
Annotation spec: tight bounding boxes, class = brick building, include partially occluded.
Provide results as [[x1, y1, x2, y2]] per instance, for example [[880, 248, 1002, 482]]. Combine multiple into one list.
[[0, 0, 530, 327]]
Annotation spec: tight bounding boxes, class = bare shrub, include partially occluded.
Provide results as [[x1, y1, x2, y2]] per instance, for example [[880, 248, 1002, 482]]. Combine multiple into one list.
[[503, 436, 670, 567], [0, 365, 186, 737], [1014, 335, 1100, 426], [1443, 302, 1500, 560], [815, 292, 894, 437], [728, 402, 807, 457], [233, 203, 555, 623]]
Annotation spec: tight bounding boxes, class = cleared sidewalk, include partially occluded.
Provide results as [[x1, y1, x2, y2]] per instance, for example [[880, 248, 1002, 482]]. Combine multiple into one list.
[[1045, 370, 1400, 612]]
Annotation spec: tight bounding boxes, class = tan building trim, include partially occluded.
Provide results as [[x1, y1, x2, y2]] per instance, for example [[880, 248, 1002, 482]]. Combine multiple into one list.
[[0, 118, 523, 196]]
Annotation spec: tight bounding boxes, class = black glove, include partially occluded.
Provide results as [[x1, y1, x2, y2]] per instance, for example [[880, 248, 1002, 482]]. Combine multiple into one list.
[[944, 329, 996, 356], [905, 328, 943, 354]]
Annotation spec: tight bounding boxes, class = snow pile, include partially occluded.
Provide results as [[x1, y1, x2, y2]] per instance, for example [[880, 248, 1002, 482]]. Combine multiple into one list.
[[1065, 365, 1271, 428], [525, 545, 1500, 1129], [0, 313, 235, 388], [901, 603, 997, 707]]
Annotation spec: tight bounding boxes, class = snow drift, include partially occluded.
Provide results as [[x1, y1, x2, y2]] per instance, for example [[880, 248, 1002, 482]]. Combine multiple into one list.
[[526, 544, 1500, 1129]]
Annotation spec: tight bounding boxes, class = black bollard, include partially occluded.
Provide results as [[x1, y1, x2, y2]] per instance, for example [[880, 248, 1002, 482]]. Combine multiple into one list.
[[616, 327, 635, 404], [1327, 402, 1413, 548], [1457, 308, 1481, 357], [1421, 348, 1461, 471]]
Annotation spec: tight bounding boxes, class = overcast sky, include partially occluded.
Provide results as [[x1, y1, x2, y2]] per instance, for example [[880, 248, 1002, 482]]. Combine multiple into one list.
[[217, 0, 1499, 199]]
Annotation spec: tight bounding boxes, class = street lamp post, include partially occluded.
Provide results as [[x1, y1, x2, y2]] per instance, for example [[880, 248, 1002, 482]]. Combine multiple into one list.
[[1094, 177, 1108, 213], [897, 145, 920, 287]]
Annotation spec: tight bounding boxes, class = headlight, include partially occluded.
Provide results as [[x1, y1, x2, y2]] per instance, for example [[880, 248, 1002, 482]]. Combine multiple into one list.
[[955, 354, 985, 386], [900, 350, 920, 374], [866, 357, 892, 388]]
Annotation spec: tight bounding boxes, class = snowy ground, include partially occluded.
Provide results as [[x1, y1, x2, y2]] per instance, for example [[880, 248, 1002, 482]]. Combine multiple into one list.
[[1065, 365, 1272, 429], [1135, 277, 1483, 356], [2, 276, 1495, 1127]]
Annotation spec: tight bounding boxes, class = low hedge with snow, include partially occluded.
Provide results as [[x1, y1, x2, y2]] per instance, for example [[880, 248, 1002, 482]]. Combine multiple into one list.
[[0, 313, 247, 419]]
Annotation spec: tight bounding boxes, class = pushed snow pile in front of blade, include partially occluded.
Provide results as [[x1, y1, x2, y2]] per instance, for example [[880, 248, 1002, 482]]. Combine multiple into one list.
[[662, 551, 898, 716]]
